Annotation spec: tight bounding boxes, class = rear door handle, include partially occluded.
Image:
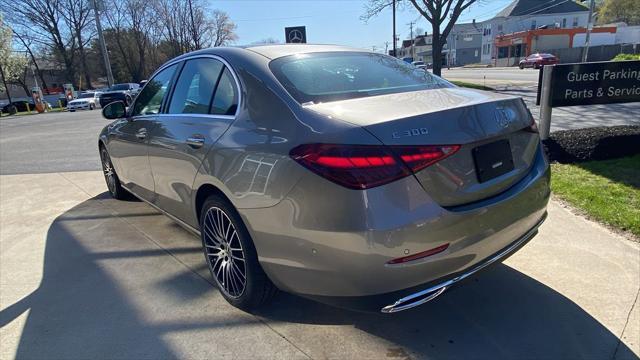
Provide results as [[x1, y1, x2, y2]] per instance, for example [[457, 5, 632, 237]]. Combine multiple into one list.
[[186, 135, 205, 148], [136, 128, 147, 140]]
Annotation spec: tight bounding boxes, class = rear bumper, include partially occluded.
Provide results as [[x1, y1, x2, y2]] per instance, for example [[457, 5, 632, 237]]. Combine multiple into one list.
[[67, 104, 91, 111], [306, 212, 545, 313], [239, 143, 550, 304]]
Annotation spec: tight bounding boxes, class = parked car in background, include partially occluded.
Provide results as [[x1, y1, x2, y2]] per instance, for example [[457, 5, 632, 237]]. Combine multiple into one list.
[[67, 92, 102, 112], [99, 83, 140, 108], [2, 100, 36, 113], [519, 53, 559, 69], [98, 45, 549, 314]]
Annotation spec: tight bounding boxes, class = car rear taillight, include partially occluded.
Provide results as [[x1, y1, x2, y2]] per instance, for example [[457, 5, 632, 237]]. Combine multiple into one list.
[[290, 143, 460, 189], [393, 145, 461, 173], [526, 117, 539, 133]]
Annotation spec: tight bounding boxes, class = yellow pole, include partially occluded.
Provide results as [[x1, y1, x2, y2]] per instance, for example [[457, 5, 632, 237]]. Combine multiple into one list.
[[58, 100, 63, 110], [26, 102, 31, 114]]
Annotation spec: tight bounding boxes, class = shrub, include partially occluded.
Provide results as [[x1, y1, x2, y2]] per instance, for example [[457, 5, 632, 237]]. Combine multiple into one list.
[[543, 125, 640, 163], [612, 53, 640, 61]]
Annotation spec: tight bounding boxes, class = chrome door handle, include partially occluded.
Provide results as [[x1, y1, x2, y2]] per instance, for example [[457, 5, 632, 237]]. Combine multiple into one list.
[[186, 136, 205, 148], [136, 128, 147, 140]]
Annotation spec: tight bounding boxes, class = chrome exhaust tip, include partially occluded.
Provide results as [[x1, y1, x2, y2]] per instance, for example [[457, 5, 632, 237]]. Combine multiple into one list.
[[381, 285, 448, 313]]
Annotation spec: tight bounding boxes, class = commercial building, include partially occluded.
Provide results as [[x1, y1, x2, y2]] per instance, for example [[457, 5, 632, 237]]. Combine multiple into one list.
[[480, 0, 590, 64]]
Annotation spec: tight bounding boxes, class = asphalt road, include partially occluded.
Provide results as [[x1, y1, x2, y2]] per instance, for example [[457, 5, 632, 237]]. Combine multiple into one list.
[[0, 110, 105, 175], [442, 66, 540, 88]]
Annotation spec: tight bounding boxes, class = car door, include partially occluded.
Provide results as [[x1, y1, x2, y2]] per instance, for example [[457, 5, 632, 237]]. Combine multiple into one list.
[[147, 56, 240, 226], [107, 63, 179, 201]]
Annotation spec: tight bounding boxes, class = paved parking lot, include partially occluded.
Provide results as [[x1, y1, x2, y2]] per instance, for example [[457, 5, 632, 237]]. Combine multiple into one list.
[[0, 171, 638, 359]]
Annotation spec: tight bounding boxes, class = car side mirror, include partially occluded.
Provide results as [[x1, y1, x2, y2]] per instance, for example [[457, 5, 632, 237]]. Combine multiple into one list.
[[102, 101, 127, 120]]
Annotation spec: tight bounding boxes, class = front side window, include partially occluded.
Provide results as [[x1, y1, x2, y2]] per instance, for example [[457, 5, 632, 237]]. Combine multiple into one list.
[[168, 58, 224, 114], [132, 64, 178, 116], [270, 52, 451, 104]]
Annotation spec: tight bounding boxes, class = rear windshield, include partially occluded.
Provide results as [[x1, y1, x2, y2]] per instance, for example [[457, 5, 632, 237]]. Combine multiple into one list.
[[79, 93, 94, 98], [270, 52, 451, 104]]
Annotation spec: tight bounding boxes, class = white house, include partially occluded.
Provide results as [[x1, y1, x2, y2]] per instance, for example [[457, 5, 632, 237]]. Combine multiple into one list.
[[480, 0, 590, 64]]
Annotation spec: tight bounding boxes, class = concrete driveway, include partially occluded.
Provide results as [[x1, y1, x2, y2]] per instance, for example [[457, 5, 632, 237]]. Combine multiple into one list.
[[1, 171, 638, 359]]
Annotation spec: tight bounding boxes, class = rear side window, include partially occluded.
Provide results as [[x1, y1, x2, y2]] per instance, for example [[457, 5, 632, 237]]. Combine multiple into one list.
[[168, 58, 224, 114], [270, 52, 451, 104], [132, 64, 177, 116], [211, 68, 239, 115]]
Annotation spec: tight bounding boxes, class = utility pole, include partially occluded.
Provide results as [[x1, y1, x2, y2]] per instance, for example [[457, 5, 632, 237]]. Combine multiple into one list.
[[92, 0, 114, 87], [582, 0, 595, 62], [407, 21, 415, 60], [384, 41, 389, 54], [372, 45, 377, 52], [392, 0, 397, 57]]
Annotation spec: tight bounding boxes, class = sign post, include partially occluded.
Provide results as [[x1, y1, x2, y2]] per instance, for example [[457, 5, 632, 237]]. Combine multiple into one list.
[[538, 65, 554, 140], [537, 60, 640, 140]]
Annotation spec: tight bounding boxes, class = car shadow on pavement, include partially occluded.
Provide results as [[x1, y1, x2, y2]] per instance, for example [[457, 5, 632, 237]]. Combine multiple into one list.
[[1, 194, 637, 359]]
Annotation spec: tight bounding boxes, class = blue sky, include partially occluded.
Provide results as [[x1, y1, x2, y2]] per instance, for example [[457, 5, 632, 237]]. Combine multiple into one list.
[[213, 0, 514, 51]]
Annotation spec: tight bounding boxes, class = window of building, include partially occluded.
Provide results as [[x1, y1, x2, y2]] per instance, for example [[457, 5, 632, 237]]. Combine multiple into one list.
[[531, 20, 536, 30], [562, 18, 567, 28], [497, 24, 503, 32], [573, 17, 579, 27]]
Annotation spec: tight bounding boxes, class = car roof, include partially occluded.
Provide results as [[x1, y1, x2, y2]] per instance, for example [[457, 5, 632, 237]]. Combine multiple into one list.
[[242, 44, 368, 60]]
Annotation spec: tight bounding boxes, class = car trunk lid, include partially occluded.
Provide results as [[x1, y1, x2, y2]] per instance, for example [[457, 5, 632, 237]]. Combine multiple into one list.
[[304, 87, 540, 206]]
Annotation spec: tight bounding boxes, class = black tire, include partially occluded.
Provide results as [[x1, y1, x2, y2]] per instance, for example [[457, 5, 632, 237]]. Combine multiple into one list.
[[200, 195, 277, 311], [519, 63, 524, 69], [99, 146, 129, 200], [90, 104, 95, 110]]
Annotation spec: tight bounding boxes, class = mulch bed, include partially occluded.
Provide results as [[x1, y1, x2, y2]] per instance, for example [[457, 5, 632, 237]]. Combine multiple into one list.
[[543, 125, 640, 163]]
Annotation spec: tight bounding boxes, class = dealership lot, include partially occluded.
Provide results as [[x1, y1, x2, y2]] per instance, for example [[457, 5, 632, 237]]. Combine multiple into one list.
[[1, 170, 638, 359], [0, 84, 639, 359]]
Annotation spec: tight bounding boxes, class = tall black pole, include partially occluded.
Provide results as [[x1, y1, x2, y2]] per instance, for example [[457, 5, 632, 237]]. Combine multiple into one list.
[[392, 0, 397, 56]]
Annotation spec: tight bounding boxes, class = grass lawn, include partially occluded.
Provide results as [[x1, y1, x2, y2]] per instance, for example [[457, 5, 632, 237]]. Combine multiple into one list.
[[551, 155, 640, 238], [450, 80, 494, 91]]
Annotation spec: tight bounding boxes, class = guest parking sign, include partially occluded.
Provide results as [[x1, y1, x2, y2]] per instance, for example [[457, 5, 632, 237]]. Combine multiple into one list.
[[550, 60, 640, 107], [537, 60, 640, 140]]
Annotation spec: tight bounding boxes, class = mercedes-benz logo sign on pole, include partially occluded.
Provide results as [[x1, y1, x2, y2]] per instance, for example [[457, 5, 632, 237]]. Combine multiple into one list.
[[285, 26, 307, 44]]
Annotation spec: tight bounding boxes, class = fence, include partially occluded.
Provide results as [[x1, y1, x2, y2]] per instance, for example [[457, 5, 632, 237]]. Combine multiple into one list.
[[540, 43, 640, 63]]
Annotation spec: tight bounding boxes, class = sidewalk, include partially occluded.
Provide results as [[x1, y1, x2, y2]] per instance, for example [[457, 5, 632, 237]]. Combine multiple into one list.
[[1, 171, 638, 359]]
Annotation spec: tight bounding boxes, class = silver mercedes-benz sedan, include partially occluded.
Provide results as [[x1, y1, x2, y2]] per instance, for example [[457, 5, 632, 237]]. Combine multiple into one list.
[[98, 45, 550, 313]]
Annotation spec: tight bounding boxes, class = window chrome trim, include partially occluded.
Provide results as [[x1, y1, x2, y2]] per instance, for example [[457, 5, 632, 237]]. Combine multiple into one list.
[[151, 53, 242, 119], [155, 113, 235, 120]]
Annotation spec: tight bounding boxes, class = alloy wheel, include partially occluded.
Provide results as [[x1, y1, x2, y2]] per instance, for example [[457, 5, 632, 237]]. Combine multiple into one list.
[[101, 150, 117, 194], [203, 207, 247, 298]]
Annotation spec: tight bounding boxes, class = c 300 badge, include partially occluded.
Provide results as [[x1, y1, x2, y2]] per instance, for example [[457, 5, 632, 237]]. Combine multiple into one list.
[[392, 127, 428, 139]]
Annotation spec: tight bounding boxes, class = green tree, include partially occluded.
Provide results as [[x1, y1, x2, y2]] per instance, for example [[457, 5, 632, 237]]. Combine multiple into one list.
[[0, 15, 28, 103], [363, 0, 478, 76], [599, 0, 640, 25]]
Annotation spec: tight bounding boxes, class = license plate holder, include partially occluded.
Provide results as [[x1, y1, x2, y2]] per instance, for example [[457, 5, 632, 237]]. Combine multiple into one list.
[[472, 139, 514, 183]]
